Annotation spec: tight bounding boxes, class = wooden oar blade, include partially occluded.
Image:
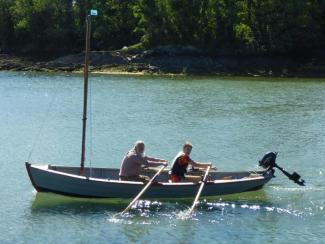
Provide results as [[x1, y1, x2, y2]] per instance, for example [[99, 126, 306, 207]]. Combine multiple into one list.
[[118, 165, 167, 216], [188, 166, 211, 215]]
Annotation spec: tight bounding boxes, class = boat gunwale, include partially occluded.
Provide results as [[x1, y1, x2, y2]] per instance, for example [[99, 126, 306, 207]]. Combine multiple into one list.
[[42, 163, 267, 175], [27, 163, 271, 187]]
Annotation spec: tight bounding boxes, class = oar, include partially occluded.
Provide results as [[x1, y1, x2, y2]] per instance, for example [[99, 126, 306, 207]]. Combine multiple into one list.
[[119, 165, 167, 216], [188, 165, 211, 214]]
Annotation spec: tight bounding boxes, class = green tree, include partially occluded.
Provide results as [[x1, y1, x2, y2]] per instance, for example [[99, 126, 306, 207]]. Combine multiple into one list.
[[0, 0, 15, 51], [0, 0, 324, 55], [248, 0, 324, 53], [12, 0, 76, 53]]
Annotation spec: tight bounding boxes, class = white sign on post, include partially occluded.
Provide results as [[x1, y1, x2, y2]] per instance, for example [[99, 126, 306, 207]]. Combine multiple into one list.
[[90, 9, 98, 16]]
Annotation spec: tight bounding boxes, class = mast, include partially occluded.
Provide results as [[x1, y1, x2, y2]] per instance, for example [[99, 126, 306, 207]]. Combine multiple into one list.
[[80, 14, 91, 176]]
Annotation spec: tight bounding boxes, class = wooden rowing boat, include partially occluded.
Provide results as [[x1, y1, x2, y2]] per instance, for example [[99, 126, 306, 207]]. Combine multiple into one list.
[[26, 163, 274, 198]]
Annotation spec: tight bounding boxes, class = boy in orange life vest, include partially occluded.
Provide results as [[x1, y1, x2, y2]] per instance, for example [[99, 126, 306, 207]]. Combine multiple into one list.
[[170, 142, 214, 182]]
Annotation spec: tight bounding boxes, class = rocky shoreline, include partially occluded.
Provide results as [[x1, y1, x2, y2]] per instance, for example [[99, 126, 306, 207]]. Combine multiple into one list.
[[1, 46, 325, 77]]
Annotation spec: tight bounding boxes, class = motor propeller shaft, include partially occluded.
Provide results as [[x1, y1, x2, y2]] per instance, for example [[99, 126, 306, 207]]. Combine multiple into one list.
[[274, 164, 305, 186]]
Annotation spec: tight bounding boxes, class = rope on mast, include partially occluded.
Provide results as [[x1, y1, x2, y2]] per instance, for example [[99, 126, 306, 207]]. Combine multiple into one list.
[[27, 93, 57, 162]]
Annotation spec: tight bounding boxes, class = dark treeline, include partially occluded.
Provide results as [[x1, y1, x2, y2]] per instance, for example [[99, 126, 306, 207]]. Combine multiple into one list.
[[0, 0, 324, 55]]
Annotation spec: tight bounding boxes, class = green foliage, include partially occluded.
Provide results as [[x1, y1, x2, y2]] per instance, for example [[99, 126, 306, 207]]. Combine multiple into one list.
[[0, 0, 15, 51], [234, 23, 255, 46], [0, 0, 324, 54], [11, 0, 76, 53], [91, 0, 139, 50]]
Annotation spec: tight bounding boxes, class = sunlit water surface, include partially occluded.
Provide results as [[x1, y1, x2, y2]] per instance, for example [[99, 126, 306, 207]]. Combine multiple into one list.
[[0, 71, 324, 243]]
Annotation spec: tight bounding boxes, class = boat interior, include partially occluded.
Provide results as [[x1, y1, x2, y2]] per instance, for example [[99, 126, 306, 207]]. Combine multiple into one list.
[[47, 165, 266, 182]]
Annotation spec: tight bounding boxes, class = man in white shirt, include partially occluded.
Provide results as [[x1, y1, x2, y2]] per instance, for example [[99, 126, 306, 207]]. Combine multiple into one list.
[[119, 141, 168, 182]]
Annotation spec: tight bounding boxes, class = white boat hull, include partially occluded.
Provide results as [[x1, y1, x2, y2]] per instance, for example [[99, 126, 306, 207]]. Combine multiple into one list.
[[26, 163, 274, 198]]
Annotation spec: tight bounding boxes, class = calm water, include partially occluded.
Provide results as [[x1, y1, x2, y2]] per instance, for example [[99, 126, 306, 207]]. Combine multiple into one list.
[[0, 71, 324, 243]]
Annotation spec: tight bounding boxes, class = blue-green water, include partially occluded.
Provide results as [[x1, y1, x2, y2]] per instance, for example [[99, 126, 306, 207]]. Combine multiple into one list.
[[0, 71, 324, 243]]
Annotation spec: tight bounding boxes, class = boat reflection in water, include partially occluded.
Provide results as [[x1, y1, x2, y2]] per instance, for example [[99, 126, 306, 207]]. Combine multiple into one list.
[[30, 187, 272, 215]]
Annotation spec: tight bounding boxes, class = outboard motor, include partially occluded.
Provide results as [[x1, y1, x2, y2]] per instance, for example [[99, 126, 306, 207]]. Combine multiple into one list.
[[259, 151, 277, 169], [259, 152, 305, 186]]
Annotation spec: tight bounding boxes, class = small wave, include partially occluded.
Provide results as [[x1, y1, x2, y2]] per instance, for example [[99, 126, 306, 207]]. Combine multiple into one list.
[[198, 201, 306, 217], [175, 210, 193, 220], [270, 185, 324, 192], [107, 198, 310, 225]]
